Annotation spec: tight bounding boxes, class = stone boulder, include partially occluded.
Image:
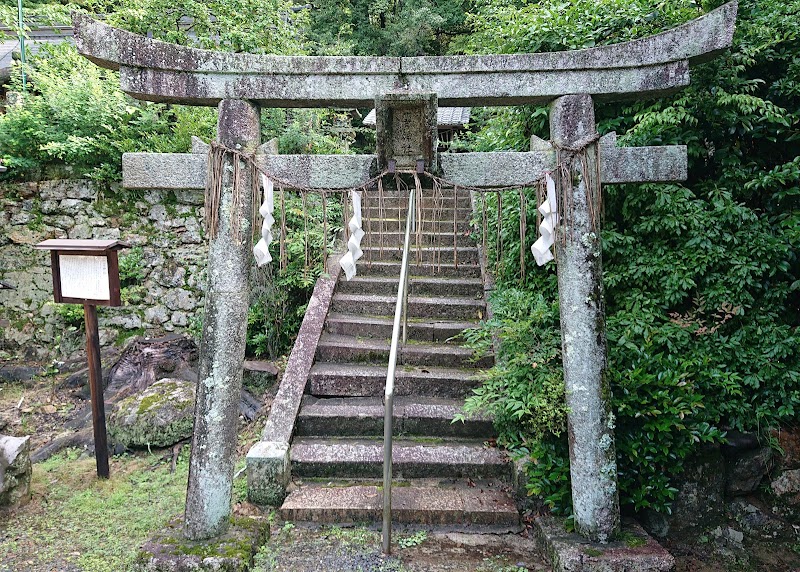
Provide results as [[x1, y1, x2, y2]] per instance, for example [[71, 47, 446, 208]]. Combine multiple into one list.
[[108, 378, 196, 448], [640, 443, 725, 538], [242, 360, 279, 397], [770, 468, 800, 521], [774, 426, 800, 470], [0, 435, 31, 509], [722, 432, 773, 496], [727, 499, 797, 541]]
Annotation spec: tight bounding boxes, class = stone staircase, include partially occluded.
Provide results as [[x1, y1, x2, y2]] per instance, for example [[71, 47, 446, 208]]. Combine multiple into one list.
[[275, 189, 520, 529]]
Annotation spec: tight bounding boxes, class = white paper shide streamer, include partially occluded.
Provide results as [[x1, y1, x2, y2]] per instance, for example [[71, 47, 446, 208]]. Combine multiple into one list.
[[531, 173, 559, 266], [253, 173, 275, 266], [339, 190, 365, 280]]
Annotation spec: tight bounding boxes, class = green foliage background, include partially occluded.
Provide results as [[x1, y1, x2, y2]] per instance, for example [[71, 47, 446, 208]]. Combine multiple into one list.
[[1, 0, 799, 517], [458, 0, 800, 515]]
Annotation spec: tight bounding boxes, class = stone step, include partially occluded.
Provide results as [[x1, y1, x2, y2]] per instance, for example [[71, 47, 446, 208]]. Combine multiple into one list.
[[362, 205, 472, 220], [290, 438, 512, 480], [357, 231, 475, 248], [361, 246, 479, 265], [361, 217, 473, 234], [356, 260, 482, 278], [315, 333, 492, 369], [308, 362, 484, 398], [296, 396, 494, 438], [359, 193, 472, 210], [281, 483, 520, 528], [337, 276, 484, 298], [325, 313, 475, 342], [330, 293, 485, 321]]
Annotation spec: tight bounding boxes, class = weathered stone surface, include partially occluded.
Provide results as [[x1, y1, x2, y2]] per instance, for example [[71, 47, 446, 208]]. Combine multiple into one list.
[[724, 445, 773, 495], [289, 438, 510, 480], [247, 440, 290, 506], [727, 499, 797, 541], [0, 435, 31, 509], [770, 468, 800, 520], [73, 3, 737, 106], [295, 396, 492, 438], [375, 91, 438, 171], [107, 378, 196, 448], [772, 468, 800, 497], [132, 516, 268, 572], [123, 153, 207, 190], [281, 483, 520, 528], [315, 333, 493, 369], [121, 143, 687, 191], [1, 179, 209, 361], [184, 98, 259, 542], [534, 515, 675, 572], [307, 362, 482, 399], [640, 444, 725, 538], [551, 94, 619, 542], [330, 290, 483, 319]]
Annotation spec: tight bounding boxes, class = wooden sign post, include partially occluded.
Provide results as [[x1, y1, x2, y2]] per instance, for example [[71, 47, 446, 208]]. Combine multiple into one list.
[[35, 239, 128, 478]]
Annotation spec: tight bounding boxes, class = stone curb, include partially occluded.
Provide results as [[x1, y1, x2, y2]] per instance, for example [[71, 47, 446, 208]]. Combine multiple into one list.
[[246, 254, 342, 505]]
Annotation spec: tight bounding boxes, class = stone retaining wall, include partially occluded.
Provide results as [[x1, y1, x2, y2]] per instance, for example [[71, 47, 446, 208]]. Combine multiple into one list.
[[0, 179, 207, 361]]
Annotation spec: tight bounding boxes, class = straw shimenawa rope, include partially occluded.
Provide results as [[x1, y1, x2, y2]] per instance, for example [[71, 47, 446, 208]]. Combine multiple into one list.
[[205, 135, 602, 280]]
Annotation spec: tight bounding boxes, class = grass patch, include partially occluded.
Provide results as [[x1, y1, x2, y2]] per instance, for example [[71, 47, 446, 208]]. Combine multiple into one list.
[[397, 530, 427, 549], [0, 447, 190, 572], [621, 532, 647, 548]]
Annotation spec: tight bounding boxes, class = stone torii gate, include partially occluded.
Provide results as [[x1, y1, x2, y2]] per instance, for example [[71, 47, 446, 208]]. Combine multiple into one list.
[[73, 2, 736, 544]]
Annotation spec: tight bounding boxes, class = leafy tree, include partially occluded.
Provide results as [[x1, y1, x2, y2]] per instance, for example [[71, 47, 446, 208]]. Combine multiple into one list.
[[460, 0, 800, 515], [308, 0, 471, 56], [97, 0, 308, 54]]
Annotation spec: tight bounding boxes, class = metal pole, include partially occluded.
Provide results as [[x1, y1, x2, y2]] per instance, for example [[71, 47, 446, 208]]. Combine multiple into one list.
[[17, 0, 26, 92], [84, 303, 109, 478], [382, 186, 416, 554]]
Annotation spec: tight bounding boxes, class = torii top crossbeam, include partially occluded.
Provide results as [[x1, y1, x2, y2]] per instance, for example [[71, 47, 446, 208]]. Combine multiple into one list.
[[73, 2, 736, 108]]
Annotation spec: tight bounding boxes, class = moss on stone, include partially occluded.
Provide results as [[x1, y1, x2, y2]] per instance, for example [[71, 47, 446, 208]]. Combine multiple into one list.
[[108, 378, 196, 448], [134, 515, 268, 571]]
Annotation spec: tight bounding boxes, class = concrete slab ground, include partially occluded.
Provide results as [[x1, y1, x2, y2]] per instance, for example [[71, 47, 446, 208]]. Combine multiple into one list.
[[534, 516, 675, 572], [255, 522, 549, 571]]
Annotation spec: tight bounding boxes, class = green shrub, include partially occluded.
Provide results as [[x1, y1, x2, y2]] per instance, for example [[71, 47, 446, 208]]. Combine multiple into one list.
[[246, 191, 343, 359], [0, 43, 208, 181], [459, 0, 800, 515]]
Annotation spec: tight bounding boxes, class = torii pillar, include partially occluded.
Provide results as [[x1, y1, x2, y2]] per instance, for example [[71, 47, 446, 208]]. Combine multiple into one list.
[[184, 99, 260, 540], [551, 94, 619, 541]]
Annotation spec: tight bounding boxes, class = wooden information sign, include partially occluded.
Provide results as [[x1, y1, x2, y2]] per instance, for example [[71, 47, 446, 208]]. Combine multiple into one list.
[[35, 239, 129, 478]]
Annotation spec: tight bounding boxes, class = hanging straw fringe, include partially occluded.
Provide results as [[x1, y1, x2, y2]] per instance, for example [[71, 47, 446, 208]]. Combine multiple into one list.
[[519, 187, 527, 282], [206, 136, 602, 275], [453, 185, 459, 270], [413, 172, 423, 266], [322, 191, 328, 272], [279, 186, 287, 271]]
